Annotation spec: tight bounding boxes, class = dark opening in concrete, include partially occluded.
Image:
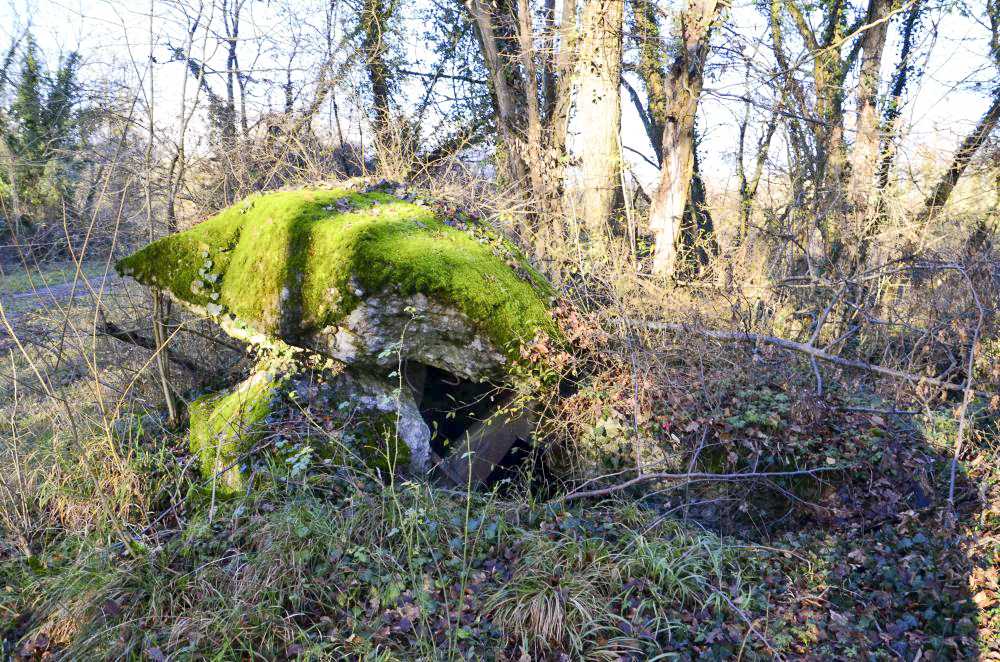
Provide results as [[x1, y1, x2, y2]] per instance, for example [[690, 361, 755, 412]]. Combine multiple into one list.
[[403, 361, 533, 486]]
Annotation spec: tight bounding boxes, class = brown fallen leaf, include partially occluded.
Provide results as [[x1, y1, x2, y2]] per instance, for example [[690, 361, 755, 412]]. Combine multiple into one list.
[[973, 590, 998, 609]]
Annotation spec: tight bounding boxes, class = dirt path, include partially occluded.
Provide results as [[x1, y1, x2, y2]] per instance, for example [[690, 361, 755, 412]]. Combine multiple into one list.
[[2, 271, 121, 304], [0, 271, 126, 345]]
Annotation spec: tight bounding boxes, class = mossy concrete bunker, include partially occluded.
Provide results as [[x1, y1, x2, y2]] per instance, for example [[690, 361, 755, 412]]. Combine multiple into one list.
[[117, 187, 558, 381], [117, 185, 561, 488]]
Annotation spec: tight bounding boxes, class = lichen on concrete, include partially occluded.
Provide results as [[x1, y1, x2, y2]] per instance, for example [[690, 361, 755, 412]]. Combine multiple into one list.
[[320, 368, 429, 472]]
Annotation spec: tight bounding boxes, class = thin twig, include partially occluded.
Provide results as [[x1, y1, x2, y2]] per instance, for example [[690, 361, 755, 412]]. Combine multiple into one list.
[[629, 319, 993, 396], [554, 466, 842, 503], [948, 268, 984, 512], [807, 286, 844, 397]]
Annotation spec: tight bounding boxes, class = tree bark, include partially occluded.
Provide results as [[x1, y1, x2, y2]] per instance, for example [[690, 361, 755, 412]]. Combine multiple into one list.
[[631, 0, 667, 164], [463, 0, 576, 263], [847, 0, 891, 240], [735, 95, 780, 243], [648, 0, 720, 277], [679, 143, 718, 270], [776, 0, 865, 264], [361, 0, 397, 164], [920, 88, 1000, 221], [873, 2, 920, 209], [464, 0, 531, 187], [221, 0, 239, 141], [836, 0, 894, 274], [577, 0, 624, 232]]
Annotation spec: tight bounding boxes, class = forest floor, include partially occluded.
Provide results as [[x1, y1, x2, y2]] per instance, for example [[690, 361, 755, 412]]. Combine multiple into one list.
[[0, 260, 998, 660]]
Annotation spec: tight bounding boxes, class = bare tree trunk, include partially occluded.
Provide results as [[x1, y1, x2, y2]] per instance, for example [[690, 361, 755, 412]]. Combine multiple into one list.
[[648, 0, 719, 277], [221, 0, 238, 141], [541, 0, 558, 115], [872, 2, 920, 221], [463, 0, 575, 265], [148, 0, 178, 428], [679, 142, 718, 271], [168, 1, 213, 233], [543, 0, 579, 246], [464, 0, 531, 187], [361, 0, 397, 168], [920, 88, 1000, 221], [226, 0, 248, 136], [778, 0, 861, 264], [516, 0, 548, 206], [735, 95, 780, 244], [784, 0, 849, 199], [630, 0, 666, 164], [577, 0, 624, 233], [846, 0, 891, 270]]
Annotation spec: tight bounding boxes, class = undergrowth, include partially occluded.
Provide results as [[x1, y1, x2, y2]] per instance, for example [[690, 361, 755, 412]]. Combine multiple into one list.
[[2, 438, 753, 660], [2, 180, 999, 660]]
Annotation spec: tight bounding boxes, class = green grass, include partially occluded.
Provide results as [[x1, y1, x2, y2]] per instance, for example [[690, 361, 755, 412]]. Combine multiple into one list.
[[0, 276, 753, 659], [3, 456, 752, 660]]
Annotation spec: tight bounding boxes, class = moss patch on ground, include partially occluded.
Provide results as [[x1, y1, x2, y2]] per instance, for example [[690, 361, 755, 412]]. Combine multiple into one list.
[[116, 189, 556, 359]]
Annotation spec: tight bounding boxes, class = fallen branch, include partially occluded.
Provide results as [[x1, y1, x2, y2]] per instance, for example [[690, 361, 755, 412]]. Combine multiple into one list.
[[554, 466, 842, 503], [636, 320, 987, 395], [99, 318, 203, 375]]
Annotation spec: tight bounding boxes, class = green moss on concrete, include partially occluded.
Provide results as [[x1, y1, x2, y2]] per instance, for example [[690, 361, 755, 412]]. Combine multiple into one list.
[[354, 410, 411, 473], [297, 413, 411, 473], [189, 365, 281, 495], [117, 189, 556, 358]]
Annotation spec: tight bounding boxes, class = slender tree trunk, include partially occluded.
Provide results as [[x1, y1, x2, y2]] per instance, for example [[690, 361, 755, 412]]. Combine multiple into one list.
[[516, 0, 548, 207], [284, 54, 296, 115], [542, 0, 558, 114], [920, 88, 1000, 221], [845, 0, 891, 271], [169, 2, 212, 233], [679, 142, 718, 271], [736, 96, 780, 244], [230, 0, 248, 136], [465, 0, 531, 187], [781, 0, 856, 263], [577, 0, 624, 232], [221, 0, 238, 141], [648, 0, 719, 277], [361, 0, 394, 165], [849, 0, 890, 210], [873, 1, 920, 213], [463, 0, 574, 264], [785, 0, 848, 198], [544, 0, 579, 245], [769, 0, 814, 184], [148, 0, 178, 428], [631, 0, 666, 164]]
